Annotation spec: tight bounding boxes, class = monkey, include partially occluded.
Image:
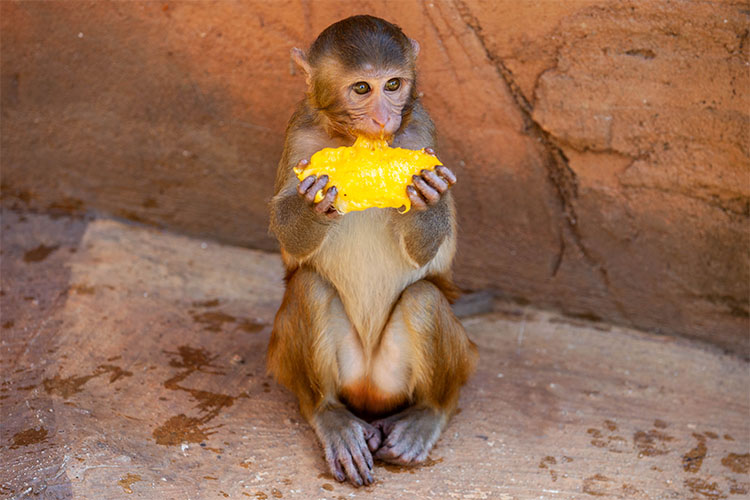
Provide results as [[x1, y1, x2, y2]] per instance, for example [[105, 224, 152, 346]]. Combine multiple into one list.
[[267, 15, 478, 486]]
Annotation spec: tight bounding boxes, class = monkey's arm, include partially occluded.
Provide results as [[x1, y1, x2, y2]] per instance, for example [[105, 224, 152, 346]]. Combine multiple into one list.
[[394, 195, 455, 268], [269, 115, 339, 261], [270, 181, 337, 260], [391, 102, 456, 268]]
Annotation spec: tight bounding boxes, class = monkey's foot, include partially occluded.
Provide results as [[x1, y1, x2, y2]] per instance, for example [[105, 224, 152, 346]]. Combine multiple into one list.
[[312, 406, 382, 486], [372, 406, 446, 465]]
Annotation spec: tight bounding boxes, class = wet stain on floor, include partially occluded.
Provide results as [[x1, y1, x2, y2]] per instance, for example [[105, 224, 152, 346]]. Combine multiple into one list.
[[722, 452, 750, 474], [377, 457, 443, 475], [191, 310, 237, 332], [683, 477, 727, 499], [117, 473, 142, 494], [43, 364, 133, 398], [633, 427, 674, 457], [538, 455, 558, 481], [23, 244, 59, 263], [189, 302, 266, 334], [153, 414, 219, 445], [153, 345, 239, 446], [192, 299, 221, 308], [683, 433, 708, 473], [9, 427, 48, 449], [587, 421, 627, 453], [582, 473, 613, 496], [70, 283, 96, 295]]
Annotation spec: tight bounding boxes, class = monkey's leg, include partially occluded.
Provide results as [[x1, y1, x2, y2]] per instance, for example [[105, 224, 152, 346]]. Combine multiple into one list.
[[372, 279, 478, 465], [267, 267, 381, 486]]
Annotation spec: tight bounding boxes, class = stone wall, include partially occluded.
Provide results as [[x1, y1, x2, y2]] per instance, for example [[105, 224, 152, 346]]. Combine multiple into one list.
[[1, 1, 747, 354]]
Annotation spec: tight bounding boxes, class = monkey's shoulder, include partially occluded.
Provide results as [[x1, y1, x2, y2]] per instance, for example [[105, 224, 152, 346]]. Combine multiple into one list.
[[393, 100, 436, 150]]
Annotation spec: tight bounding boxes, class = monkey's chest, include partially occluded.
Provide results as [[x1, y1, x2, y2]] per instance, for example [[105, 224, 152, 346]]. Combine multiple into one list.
[[312, 209, 426, 339]]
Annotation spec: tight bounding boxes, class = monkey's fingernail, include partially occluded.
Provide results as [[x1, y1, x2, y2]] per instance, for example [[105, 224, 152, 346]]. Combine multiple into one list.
[[299, 159, 309, 165]]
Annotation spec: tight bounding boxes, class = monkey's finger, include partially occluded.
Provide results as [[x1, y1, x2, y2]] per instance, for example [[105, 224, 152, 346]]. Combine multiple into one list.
[[314, 186, 337, 214], [375, 445, 408, 464], [406, 186, 428, 211], [376, 436, 414, 465], [305, 175, 329, 203], [357, 427, 377, 469], [348, 443, 374, 485], [339, 453, 364, 487], [435, 165, 457, 185], [364, 425, 382, 453], [424, 147, 436, 156], [421, 169, 449, 193], [379, 421, 406, 450], [414, 448, 430, 464], [325, 446, 346, 482], [297, 175, 316, 195], [412, 175, 440, 205], [397, 442, 421, 464], [371, 417, 397, 436]]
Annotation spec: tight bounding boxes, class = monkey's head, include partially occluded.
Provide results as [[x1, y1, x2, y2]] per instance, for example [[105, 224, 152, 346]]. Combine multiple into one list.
[[292, 15, 419, 140]]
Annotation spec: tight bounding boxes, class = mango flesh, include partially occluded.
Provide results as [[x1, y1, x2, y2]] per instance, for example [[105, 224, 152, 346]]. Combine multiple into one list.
[[293, 136, 442, 214]]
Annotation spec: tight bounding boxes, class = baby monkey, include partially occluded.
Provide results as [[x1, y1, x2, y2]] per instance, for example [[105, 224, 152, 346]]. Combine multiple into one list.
[[268, 15, 478, 486]]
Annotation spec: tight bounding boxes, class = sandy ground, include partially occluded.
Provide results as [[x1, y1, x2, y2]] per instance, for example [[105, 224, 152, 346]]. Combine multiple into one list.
[[1, 210, 748, 499]]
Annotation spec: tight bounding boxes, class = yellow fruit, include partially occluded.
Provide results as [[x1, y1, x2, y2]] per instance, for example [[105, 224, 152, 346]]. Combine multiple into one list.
[[293, 136, 442, 214]]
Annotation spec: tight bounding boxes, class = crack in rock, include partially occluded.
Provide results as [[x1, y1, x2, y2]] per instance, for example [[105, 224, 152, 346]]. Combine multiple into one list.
[[452, 0, 629, 318]]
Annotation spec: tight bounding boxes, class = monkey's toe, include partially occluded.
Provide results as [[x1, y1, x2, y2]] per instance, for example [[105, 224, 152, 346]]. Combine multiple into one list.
[[316, 407, 379, 486], [372, 406, 442, 465]]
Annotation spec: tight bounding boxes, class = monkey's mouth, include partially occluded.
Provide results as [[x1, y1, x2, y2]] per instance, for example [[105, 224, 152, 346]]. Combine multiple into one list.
[[351, 121, 401, 142]]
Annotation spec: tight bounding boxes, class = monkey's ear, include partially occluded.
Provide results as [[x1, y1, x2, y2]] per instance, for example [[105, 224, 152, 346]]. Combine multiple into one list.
[[410, 39, 421, 59], [291, 48, 312, 86]]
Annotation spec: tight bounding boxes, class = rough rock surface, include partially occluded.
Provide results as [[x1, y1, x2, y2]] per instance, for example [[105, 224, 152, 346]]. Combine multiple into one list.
[[1, 1, 747, 354]]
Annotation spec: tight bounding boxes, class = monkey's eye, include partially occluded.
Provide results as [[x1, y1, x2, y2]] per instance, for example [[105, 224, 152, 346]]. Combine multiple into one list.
[[353, 82, 371, 95], [385, 78, 401, 91]]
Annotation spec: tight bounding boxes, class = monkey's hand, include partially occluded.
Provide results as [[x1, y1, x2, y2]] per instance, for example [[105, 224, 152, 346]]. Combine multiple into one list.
[[372, 406, 445, 465], [296, 160, 340, 219], [406, 149, 456, 211], [312, 406, 382, 486]]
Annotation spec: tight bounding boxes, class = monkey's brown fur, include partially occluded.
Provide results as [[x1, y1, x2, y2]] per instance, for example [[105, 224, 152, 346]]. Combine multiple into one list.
[[267, 15, 477, 486]]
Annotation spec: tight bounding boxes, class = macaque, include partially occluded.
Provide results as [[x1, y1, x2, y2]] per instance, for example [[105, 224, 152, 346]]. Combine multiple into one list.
[[267, 15, 478, 486]]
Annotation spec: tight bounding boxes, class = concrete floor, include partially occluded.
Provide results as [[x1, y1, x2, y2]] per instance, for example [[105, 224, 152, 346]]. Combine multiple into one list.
[[1, 210, 748, 500]]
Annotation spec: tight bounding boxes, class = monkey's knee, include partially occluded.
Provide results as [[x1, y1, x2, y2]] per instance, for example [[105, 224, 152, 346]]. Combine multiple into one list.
[[396, 279, 478, 401], [285, 266, 335, 301], [400, 279, 447, 306], [269, 267, 335, 357], [397, 279, 458, 331]]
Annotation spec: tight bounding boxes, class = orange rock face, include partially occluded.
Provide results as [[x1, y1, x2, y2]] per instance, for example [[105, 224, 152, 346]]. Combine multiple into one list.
[[1, 1, 747, 354]]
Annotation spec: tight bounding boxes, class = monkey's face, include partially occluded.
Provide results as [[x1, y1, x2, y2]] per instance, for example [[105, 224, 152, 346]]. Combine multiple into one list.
[[312, 61, 412, 141], [341, 66, 413, 139]]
